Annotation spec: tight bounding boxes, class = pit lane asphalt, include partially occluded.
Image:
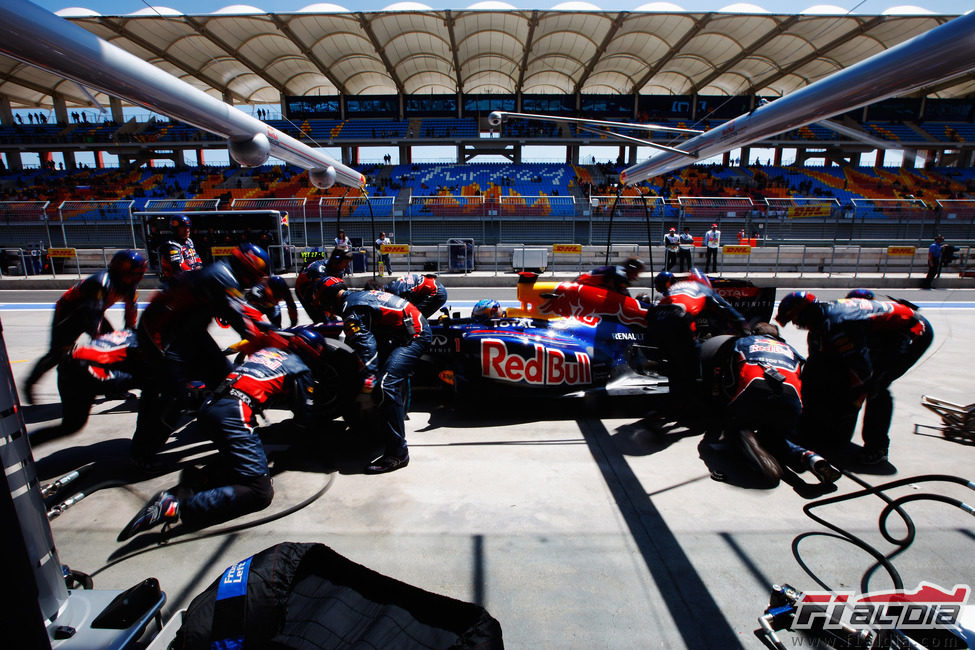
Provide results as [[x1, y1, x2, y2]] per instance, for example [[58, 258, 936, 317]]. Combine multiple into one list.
[[4, 285, 974, 649]]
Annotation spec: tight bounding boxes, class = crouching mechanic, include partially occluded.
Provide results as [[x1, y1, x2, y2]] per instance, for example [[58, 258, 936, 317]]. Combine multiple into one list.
[[117, 328, 324, 541], [718, 323, 840, 484], [574, 257, 645, 296], [23, 250, 146, 404], [132, 243, 286, 467], [776, 291, 932, 464], [314, 277, 432, 474]]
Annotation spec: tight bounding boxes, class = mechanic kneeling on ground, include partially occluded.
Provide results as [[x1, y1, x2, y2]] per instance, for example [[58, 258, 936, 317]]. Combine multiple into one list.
[[775, 290, 933, 465], [117, 328, 324, 541], [313, 277, 432, 474], [718, 322, 840, 484]]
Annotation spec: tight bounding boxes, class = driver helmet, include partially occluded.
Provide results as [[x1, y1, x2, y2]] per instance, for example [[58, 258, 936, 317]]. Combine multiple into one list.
[[654, 271, 675, 293], [108, 250, 148, 287], [775, 291, 817, 327], [471, 299, 502, 321]]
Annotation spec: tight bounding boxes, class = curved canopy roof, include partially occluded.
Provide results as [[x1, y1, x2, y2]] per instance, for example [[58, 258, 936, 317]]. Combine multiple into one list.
[[1, 7, 970, 110]]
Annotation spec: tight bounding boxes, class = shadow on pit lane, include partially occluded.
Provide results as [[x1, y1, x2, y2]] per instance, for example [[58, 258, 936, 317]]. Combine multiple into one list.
[[412, 392, 660, 431]]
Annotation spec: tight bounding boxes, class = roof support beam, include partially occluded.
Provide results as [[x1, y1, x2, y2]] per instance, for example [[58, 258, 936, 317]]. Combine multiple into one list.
[[631, 12, 713, 94], [515, 11, 539, 95], [269, 14, 348, 96], [444, 10, 464, 93], [357, 14, 405, 95], [745, 15, 886, 95], [912, 69, 975, 98], [98, 17, 247, 104], [573, 13, 627, 95], [182, 15, 288, 95], [690, 14, 800, 94]]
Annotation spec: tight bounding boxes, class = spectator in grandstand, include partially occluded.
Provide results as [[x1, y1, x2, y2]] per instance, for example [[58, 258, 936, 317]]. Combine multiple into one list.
[[678, 227, 695, 272], [375, 231, 392, 276], [22, 250, 147, 404], [664, 227, 680, 271], [159, 214, 203, 287], [704, 224, 721, 273], [923, 234, 945, 289]]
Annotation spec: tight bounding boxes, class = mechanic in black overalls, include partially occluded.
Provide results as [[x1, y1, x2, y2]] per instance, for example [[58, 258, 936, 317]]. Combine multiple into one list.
[[314, 277, 432, 474], [132, 243, 287, 468], [118, 328, 324, 541], [158, 214, 203, 288], [375, 272, 448, 319], [246, 274, 299, 328]]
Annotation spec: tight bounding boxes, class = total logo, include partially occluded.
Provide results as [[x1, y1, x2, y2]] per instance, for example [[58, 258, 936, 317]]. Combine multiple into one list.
[[480, 338, 591, 386], [793, 582, 970, 631]]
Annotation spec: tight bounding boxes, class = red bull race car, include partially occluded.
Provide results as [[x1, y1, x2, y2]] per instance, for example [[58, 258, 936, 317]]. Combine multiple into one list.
[[416, 272, 775, 399]]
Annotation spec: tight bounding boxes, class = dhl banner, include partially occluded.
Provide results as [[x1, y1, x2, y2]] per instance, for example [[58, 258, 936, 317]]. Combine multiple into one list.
[[887, 246, 916, 257], [381, 244, 410, 255], [211, 246, 237, 257], [723, 245, 751, 255], [787, 205, 832, 218], [552, 244, 582, 255], [47, 248, 76, 258]]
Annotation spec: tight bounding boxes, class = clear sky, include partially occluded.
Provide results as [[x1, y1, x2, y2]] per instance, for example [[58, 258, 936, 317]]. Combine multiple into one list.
[[29, 0, 972, 15]]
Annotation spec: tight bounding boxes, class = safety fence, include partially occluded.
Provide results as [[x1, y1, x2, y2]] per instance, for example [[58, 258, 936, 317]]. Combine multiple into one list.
[[2, 194, 972, 251]]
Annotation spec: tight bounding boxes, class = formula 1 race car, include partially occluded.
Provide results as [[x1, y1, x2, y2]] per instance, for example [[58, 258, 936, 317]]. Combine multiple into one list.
[[415, 272, 775, 400]]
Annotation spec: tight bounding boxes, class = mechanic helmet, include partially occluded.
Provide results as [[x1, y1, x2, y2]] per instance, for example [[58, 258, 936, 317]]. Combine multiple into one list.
[[296, 260, 328, 303], [286, 326, 325, 365], [229, 243, 270, 288], [622, 257, 645, 279], [108, 249, 147, 287], [315, 276, 347, 310], [775, 291, 817, 327], [654, 271, 675, 293], [846, 288, 875, 300], [471, 299, 502, 321], [170, 214, 192, 230], [687, 268, 712, 288]]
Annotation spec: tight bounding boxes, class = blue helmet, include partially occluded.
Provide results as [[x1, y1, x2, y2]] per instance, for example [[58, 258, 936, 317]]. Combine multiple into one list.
[[775, 291, 817, 326], [654, 271, 675, 293], [285, 326, 325, 364], [230, 243, 270, 287], [846, 289, 875, 300], [169, 214, 191, 230], [108, 249, 147, 286], [472, 299, 502, 320]]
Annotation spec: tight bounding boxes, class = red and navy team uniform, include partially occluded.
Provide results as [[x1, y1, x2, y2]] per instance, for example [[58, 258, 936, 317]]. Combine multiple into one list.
[[725, 334, 809, 467], [30, 330, 144, 444], [181, 348, 316, 527], [246, 275, 299, 328], [800, 297, 932, 451], [132, 262, 282, 462], [159, 236, 203, 286], [383, 273, 447, 318], [24, 269, 140, 399], [652, 280, 747, 401], [335, 290, 431, 459], [295, 260, 332, 324]]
